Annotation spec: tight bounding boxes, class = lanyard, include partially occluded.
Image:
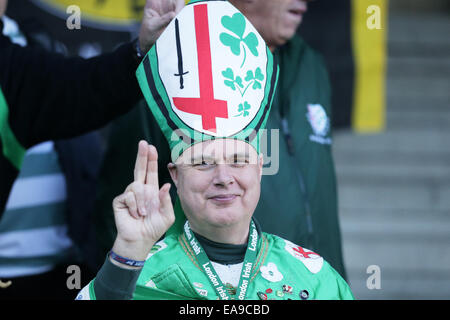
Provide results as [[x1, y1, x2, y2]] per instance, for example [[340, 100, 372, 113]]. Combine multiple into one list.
[[183, 220, 259, 300]]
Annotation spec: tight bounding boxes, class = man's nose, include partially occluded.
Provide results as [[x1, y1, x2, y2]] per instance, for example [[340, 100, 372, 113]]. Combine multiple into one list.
[[212, 164, 235, 186]]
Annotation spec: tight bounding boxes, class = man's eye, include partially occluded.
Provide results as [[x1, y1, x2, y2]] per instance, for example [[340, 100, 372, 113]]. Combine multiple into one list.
[[193, 160, 214, 168], [231, 158, 249, 167]]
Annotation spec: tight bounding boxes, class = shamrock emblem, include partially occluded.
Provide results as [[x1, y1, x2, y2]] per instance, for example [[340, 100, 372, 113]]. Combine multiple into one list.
[[260, 263, 283, 283], [236, 101, 251, 117], [220, 13, 259, 68], [222, 67, 265, 97], [245, 67, 265, 90], [222, 68, 244, 92]]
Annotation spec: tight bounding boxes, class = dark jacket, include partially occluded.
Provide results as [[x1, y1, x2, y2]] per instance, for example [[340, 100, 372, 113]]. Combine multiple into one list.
[[0, 18, 142, 215]]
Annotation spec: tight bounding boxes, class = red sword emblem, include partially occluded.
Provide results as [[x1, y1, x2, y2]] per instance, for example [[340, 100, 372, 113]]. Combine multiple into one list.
[[172, 4, 228, 133]]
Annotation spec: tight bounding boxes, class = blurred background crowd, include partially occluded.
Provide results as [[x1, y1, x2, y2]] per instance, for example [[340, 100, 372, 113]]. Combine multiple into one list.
[[0, 0, 449, 299]]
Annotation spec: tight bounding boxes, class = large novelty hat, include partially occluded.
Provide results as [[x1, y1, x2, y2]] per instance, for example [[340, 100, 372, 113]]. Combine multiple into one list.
[[136, 0, 279, 161]]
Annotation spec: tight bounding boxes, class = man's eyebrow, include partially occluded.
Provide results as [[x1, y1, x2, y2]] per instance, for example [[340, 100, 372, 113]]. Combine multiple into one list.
[[189, 155, 214, 163], [186, 152, 251, 163], [226, 152, 250, 160]]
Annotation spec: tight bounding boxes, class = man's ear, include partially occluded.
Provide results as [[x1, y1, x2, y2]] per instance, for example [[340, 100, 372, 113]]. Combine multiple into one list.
[[168, 163, 178, 188]]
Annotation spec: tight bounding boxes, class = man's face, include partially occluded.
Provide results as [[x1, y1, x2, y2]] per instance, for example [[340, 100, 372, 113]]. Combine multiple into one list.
[[169, 139, 262, 233], [0, 0, 8, 17], [232, 0, 308, 49]]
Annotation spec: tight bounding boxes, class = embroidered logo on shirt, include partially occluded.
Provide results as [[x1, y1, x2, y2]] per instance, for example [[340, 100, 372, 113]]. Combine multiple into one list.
[[306, 104, 332, 145], [145, 240, 168, 260], [193, 282, 208, 296], [260, 262, 284, 282], [144, 279, 157, 288], [284, 240, 324, 274], [195, 288, 209, 297]]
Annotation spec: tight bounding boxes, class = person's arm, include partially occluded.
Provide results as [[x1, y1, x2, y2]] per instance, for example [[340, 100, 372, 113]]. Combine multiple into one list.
[[0, 30, 140, 149], [76, 255, 143, 300], [78, 141, 176, 300], [0, 0, 184, 149]]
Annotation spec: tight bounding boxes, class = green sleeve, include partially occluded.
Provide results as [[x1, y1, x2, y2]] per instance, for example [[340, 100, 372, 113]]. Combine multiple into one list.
[[335, 273, 355, 300], [0, 86, 25, 169], [316, 261, 355, 300]]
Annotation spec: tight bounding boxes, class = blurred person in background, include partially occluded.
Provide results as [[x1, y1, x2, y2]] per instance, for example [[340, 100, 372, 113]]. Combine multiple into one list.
[[93, 0, 347, 278], [229, 0, 347, 278], [0, 0, 183, 299]]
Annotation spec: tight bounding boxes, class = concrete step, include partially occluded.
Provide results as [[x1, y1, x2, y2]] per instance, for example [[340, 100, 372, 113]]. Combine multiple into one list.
[[386, 76, 450, 100], [346, 268, 450, 299], [386, 95, 449, 112], [340, 211, 450, 299], [333, 130, 450, 154], [335, 150, 450, 182], [389, 41, 450, 59], [334, 149, 450, 168], [341, 212, 450, 246], [387, 56, 450, 78], [333, 11, 450, 299], [343, 238, 450, 299], [337, 183, 450, 212], [389, 0, 450, 13], [339, 207, 450, 219], [388, 13, 450, 46], [336, 164, 450, 187], [386, 108, 450, 130]]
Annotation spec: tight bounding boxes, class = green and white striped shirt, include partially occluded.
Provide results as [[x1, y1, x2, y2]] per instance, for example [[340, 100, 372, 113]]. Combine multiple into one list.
[[0, 141, 73, 277]]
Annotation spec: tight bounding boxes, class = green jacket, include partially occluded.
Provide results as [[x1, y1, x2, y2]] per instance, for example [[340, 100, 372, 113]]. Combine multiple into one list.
[[79, 226, 353, 300], [256, 35, 346, 277], [93, 34, 346, 278]]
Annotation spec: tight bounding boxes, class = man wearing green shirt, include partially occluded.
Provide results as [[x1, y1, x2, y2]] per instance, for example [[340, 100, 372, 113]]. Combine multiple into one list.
[[81, 141, 352, 300], [94, 0, 346, 279], [80, 0, 352, 300]]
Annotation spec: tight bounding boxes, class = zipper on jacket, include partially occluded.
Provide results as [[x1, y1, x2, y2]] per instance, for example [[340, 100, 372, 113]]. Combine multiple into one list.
[[280, 117, 315, 250]]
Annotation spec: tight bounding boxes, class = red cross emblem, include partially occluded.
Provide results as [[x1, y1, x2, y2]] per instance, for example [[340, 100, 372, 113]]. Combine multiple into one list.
[[293, 246, 319, 259], [172, 4, 228, 133]]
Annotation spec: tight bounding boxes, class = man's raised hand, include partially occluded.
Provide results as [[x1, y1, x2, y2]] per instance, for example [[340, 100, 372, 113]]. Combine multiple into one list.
[[112, 141, 175, 262]]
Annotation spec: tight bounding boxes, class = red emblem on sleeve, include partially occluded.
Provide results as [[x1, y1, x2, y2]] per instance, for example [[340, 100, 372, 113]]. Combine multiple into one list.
[[293, 246, 319, 259]]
